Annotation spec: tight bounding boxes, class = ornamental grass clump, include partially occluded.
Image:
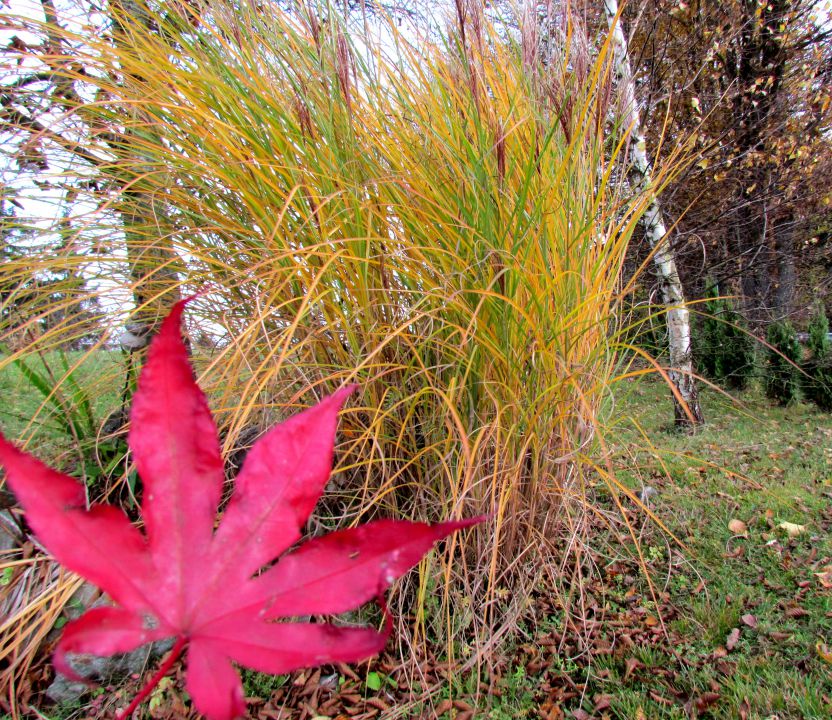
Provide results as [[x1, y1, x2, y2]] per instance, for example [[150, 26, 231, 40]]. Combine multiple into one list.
[[0, 1, 687, 707]]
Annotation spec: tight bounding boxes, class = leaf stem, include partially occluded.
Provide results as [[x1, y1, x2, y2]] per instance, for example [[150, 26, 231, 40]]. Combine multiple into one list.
[[116, 635, 187, 720]]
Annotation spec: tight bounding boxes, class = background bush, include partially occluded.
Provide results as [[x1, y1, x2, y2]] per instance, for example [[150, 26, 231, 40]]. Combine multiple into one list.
[[807, 303, 830, 359], [802, 303, 832, 410], [694, 284, 756, 390], [764, 320, 802, 405]]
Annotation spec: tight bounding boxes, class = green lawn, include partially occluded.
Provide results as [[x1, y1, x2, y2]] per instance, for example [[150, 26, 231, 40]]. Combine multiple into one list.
[[0, 349, 125, 455], [475, 377, 832, 720]]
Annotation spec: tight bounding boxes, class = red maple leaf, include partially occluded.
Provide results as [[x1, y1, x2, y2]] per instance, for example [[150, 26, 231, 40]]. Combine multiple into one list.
[[0, 300, 481, 719]]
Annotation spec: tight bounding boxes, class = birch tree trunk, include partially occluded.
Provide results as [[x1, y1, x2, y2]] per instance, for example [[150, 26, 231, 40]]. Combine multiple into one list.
[[604, 0, 704, 428]]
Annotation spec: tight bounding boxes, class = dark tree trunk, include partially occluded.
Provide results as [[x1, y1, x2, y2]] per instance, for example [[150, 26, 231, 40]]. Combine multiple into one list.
[[774, 217, 797, 318]]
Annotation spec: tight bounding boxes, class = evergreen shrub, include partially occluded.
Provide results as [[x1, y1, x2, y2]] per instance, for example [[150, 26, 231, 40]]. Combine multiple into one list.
[[802, 304, 832, 410], [807, 303, 830, 359], [803, 358, 832, 411], [764, 321, 802, 405], [695, 285, 756, 390]]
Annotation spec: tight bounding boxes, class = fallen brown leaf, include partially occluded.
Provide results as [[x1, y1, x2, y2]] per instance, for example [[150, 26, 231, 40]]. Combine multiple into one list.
[[624, 657, 642, 681], [726, 627, 741, 651], [337, 664, 360, 682], [648, 690, 673, 706], [728, 518, 748, 535], [778, 521, 806, 538], [715, 660, 737, 675], [815, 565, 832, 588], [364, 698, 389, 712], [593, 694, 612, 712], [541, 701, 564, 720], [725, 544, 746, 559], [739, 698, 751, 720], [695, 691, 721, 713], [740, 614, 757, 629]]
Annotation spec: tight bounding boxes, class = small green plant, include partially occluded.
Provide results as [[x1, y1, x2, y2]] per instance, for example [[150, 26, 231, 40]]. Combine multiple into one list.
[[695, 283, 756, 390], [764, 320, 801, 405], [364, 671, 396, 692], [241, 668, 288, 699], [646, 544, 664, 563], [5, 348, 97, 445], [488, 664, 536, 719], [0, 347, 132, 497]]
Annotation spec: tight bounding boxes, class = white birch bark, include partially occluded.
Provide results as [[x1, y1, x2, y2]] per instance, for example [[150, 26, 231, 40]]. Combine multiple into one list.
[[604, 0, 703, 427]]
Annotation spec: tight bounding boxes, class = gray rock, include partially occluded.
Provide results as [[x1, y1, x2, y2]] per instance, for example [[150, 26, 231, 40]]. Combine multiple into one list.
[[118, 330, 148, 351], [46, 636, 175, 704], [119, 322, 152, 351], [0, 510, 19, 553], [45, 595, 174, 705], [638, 485, 658, 504], [46, 636, 174, 704], [44, 674, 89, 705]]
